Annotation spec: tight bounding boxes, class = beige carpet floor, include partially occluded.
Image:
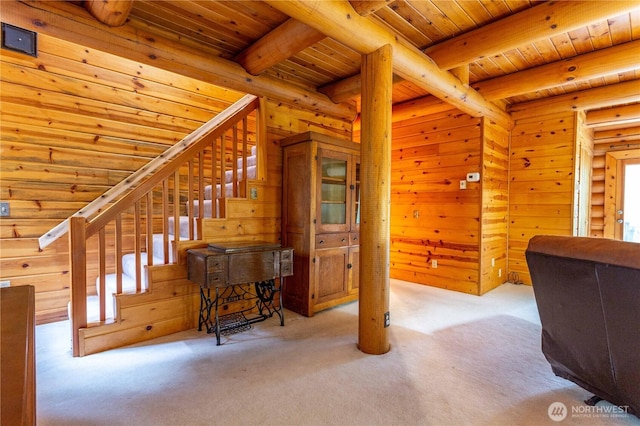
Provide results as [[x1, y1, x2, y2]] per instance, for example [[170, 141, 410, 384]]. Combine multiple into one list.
[[35, 279, 640, 426]]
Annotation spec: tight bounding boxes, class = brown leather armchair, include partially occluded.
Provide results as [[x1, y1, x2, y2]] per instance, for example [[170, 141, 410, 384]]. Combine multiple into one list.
[[525, 235, 640, 417]]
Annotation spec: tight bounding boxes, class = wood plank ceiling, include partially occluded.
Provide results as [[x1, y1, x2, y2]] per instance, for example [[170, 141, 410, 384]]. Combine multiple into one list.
[[96, 0, 640, 129]]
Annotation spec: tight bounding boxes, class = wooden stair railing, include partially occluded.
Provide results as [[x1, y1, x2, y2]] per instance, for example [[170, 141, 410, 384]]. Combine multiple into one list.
[[58, 94, 262, 357]]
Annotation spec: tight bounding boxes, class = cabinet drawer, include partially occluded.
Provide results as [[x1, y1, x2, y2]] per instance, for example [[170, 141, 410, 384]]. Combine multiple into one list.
[[207, 272, 226, 287], [280, 249, 293, 262], [281, 262, 293, 277], [206, 255, 225, 272], [349, 233, 359, 245], [316, 233, 349, 248]]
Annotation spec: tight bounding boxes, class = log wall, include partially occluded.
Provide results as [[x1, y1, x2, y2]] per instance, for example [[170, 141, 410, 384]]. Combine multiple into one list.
[[0, 33, 239, 323], [590, 127, 640, 238]]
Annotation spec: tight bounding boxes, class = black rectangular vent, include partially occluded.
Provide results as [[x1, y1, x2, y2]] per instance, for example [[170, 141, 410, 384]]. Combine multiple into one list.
[[1, 23, 37, 57]]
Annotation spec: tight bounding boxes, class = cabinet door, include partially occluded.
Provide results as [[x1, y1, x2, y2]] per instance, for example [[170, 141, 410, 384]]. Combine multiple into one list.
[[348, 245, 359, 293], [313, 246, 348, 305], [316, 149, 352, 233]]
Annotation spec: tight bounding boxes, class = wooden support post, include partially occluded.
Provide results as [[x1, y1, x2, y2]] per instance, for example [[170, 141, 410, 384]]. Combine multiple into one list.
[[257, 97, 268, 182], [69, 216, 87, 357], [359, 44, 392, 355]]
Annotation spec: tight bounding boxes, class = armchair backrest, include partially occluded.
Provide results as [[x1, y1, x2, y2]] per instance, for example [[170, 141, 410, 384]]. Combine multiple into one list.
[[525, 235, 640, 416]]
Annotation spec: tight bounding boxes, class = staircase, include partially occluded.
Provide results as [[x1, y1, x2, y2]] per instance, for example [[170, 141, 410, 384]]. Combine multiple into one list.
[[90, 145, 258, 322], [39, 94, 265, 356]]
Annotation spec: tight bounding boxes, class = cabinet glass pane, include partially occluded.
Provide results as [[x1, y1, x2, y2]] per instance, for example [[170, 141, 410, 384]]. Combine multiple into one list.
[[321, 203, 346, 224], [321, 157, 347, 225], [322, 158, 347, 180]]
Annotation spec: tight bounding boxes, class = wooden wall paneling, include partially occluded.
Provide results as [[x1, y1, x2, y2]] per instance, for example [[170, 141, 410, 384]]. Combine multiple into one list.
[[265, 101, 353, 140], [390, 110, 482, 294], [1, 120, 164, 160], [479, 119, 509, 294], [1, 61, 217, 126], [0, 41, 240, 112], [0, 5, 264, 326], [508, 112, 578, 284]]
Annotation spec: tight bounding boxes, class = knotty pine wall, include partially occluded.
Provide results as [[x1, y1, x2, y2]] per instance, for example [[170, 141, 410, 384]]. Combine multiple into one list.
[[0, 28, 352, 326], [479, 121, 510, 294], [383, 109, 508, 295], [508, 110, 592, 285]]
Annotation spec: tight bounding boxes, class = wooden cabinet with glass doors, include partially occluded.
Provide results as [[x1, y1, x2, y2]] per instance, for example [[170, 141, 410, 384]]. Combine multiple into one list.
[[280, 132, 360, 316]]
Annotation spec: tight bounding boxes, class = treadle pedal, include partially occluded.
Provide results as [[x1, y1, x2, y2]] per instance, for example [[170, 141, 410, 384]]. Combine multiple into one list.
[[219, 312, 251, 336], [584, 395, 603, 406]]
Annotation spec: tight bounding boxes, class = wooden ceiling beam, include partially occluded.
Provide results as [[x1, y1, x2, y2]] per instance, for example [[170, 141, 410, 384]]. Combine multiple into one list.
[[84, 0, 133, 27], [265, 0, 513, 129], [475, 40, 640, 100], [235, 1, 390, 76], [425, 1, 640, 70], [509, 81, 640, 120], [5, 1, 356, 120], [234, 18, 325, 75]]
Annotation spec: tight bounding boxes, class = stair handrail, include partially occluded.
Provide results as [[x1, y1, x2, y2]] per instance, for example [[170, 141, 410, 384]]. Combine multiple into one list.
[[38, 94, 259, 249]]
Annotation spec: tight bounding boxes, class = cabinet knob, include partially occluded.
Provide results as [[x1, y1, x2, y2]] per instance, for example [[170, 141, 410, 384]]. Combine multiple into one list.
[[347, 263, 352, 269], [341, 238, 346, 242], [319, 239, 325, 244]]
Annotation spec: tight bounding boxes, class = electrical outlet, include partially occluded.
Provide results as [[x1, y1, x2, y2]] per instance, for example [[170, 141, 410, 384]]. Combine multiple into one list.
[[0, 202, 9, 217], [250, 187, 258, 200], [432, 259, 437, 268], [459, 180, 467, 190], [413, 210, 419, 218], [384, 311, 390, 327], [0, 280, 10, 288]]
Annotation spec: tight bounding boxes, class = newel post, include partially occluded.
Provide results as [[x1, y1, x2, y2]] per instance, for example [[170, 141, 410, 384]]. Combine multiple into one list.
[[358, 44, 392, 355], [69, 216, 88, 357]]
